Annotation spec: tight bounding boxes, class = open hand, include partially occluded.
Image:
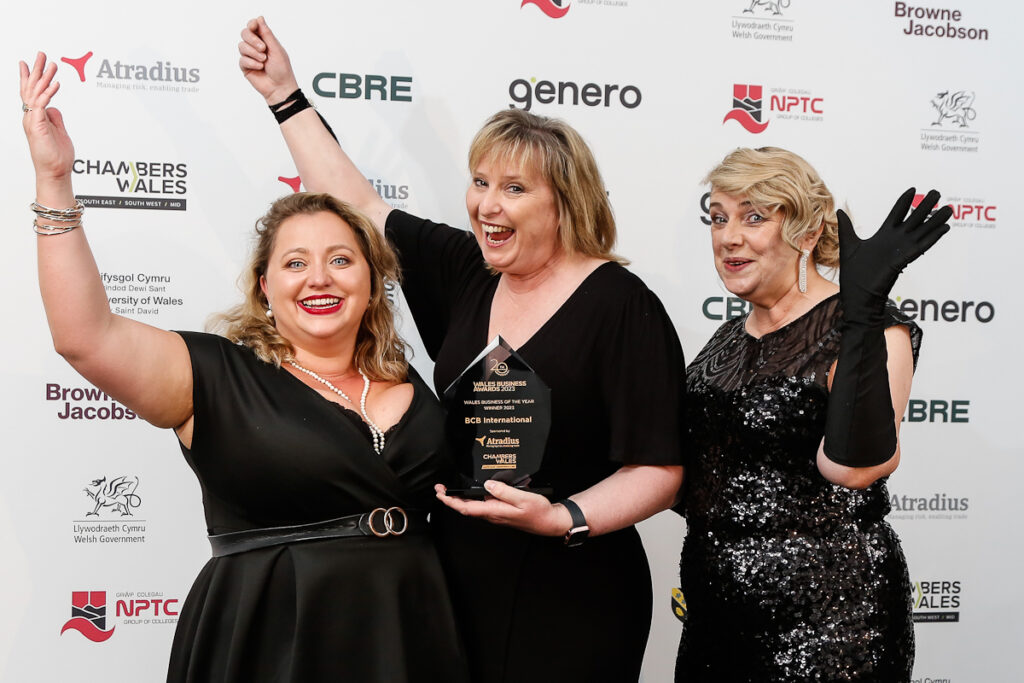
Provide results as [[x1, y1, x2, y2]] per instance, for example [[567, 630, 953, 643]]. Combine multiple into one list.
[[238, 16, 300, 104], [435, 481, 569, 537], [838, 188, 952, 323], [19, 53, 74, 181]]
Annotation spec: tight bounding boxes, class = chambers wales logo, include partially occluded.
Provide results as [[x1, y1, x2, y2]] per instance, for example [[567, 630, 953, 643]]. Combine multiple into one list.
[[60, 591, 115, 642], [72, 158, 188, 211], [59, 50, 199, 93], [912, 579, 961, 623]]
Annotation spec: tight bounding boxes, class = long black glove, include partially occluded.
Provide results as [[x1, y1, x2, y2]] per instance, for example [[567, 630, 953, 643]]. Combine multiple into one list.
[[823, 189, 952, 467]]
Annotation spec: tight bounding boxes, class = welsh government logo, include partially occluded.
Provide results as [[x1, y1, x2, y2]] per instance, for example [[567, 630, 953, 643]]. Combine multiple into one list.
[[521, 0, 570, 18], [931, 90, 976, 128], [84, 475, 142, 517], [723, 84, 769, 133], [743, 0, 789, 15], [61, 591, 115, 642]]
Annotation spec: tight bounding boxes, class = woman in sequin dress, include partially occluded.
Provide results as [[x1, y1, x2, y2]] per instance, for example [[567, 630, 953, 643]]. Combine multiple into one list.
[[675, 147, 952, 682]]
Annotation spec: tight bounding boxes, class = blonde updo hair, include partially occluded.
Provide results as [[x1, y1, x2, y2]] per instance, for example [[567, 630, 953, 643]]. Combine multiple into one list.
[[468, 109, 626, 265], [210, 192, 408, 382], [704, 146, 840, 268]]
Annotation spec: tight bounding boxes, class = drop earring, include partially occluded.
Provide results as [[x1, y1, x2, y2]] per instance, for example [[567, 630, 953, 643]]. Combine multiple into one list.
[[798, 248, 810, 293]]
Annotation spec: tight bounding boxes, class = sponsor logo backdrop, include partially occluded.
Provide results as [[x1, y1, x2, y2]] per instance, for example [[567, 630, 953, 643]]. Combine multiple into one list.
[[0, 2, 1019, 681]]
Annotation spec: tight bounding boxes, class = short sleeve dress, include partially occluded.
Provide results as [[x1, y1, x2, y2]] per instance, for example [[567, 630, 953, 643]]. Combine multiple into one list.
[[386, 210, 687, 683], [675, 295, 918, 682], [165, 332, 469, 683]]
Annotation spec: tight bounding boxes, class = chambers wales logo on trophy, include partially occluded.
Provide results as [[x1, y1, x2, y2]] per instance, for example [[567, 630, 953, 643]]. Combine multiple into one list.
[[444, 337, 552, 498]]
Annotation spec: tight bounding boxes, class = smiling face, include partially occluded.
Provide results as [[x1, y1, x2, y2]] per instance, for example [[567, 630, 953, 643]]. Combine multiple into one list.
[[259, 211, 371, 356], [465, 153, 562, 276], [708, 190, 805, 308]]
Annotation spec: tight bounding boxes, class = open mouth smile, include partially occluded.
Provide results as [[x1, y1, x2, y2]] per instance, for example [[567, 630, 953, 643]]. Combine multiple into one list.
[[482, 222, 515, 246], [298, 295, 343, 315]]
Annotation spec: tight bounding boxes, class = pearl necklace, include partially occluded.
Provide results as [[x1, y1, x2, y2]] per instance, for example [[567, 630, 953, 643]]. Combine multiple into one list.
[[288, 360, 385, 454]]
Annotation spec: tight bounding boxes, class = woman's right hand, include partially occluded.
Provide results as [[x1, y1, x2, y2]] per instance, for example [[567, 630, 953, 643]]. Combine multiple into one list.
[[238, 16, 300, 105], [19, 53, 74, 183]]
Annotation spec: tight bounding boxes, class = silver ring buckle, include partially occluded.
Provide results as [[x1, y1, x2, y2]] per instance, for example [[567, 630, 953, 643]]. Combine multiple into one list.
[[366, 506, 408, 537]]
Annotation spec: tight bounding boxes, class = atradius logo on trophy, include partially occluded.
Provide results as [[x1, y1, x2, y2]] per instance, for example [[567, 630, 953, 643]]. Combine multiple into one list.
[[731, 1, 795, 42], [59, 50, 200, 93], [72, 158, 188, 211], [72, 475, 147, 545], [920, 90, 980, 153], [722, 83, 823, 134]]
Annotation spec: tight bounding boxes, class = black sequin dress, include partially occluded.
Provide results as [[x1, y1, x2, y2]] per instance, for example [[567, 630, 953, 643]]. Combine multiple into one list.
[[675, 294, 917, 683]]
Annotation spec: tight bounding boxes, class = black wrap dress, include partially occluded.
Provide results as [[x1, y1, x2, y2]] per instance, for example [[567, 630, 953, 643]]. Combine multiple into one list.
[[166, 332, 469, 682], [386, 210, 687, 683]]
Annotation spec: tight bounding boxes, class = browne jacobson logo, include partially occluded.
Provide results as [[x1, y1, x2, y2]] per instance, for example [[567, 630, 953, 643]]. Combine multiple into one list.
[[723, 84, 769, 133], [522, 0, 571, 18], [61, 591, 115, 642]]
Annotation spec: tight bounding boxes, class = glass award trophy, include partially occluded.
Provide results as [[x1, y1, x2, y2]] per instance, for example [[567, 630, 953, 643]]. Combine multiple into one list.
[[443, 336, 552, 499]]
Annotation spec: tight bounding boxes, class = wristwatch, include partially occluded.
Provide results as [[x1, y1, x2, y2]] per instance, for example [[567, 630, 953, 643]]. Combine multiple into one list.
[[560, 498, 590, 547]]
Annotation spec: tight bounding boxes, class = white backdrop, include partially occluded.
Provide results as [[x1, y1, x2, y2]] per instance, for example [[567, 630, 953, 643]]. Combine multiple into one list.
[[1, 2, 1020, 681]]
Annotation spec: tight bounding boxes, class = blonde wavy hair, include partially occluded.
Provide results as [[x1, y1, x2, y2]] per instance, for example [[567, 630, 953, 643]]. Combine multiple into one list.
[[468, 109, 626, 265], [704, 146, 840, 268], [210, 193, 408, 382]]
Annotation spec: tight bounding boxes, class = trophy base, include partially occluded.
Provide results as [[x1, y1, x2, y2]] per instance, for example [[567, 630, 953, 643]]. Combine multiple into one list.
[[446, 485, 554, 500]]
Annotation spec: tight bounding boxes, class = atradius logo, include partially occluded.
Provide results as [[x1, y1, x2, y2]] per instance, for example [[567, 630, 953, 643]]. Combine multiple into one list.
[[920, 90, 979, 153], [723, 83, 823, 133], [521, 0, 570, 18], [60, 51, 200, 93], [895, 2, 990, 40], [732, 1, 795, 42], [912, 579, 961, 623], [509, 77, 641, 112], [276, 176, 409, 209], [890, 491, 969, 520], [913, 192, 995, 229], [72, 159, 188, 211]]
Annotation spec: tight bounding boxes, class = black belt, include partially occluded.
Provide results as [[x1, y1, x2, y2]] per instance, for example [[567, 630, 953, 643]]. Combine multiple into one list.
[[208, 507, 425, 557]]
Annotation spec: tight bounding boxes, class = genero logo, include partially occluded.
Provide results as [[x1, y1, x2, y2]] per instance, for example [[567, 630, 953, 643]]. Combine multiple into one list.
[[312, 72, 412, 102], [509, 76, 641, 112], [891, 296, 994, 323], [723, 83, 823, 133], [912, 579, 961, 623], [60, 51, 199, 93], [894, 2, 990, 40]]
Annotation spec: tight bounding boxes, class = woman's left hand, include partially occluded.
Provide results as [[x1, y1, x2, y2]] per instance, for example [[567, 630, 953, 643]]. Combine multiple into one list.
[[20, 52, 74, 182], [435, 482, 569, 536]]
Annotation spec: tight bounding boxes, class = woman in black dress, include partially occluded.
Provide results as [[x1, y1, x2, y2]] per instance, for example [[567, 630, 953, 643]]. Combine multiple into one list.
[[676, 147, 951, 681], [238, 17, 685, 682], [21, 53, 468, 682]]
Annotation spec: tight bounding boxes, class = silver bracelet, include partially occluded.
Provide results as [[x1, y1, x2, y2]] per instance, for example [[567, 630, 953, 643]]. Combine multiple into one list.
[[31, 199, 85, 224], [33, 217, 81, 236]]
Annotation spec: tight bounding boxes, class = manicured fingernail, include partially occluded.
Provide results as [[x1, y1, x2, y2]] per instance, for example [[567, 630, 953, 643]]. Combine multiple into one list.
[[483, 480, 497, 492]]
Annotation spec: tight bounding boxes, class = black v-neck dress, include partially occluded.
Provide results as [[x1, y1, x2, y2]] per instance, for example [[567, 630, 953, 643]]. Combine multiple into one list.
[[386, 210, 687, 683], [165, 332, 469, 682]]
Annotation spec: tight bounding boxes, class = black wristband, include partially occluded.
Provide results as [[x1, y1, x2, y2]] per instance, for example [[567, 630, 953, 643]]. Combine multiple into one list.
[[559, 498, 589, 547], [269, 88, 312, 125]]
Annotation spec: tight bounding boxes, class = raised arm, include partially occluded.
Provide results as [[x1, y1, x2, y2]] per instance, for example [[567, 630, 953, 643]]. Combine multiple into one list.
[[21, 53, 193, 431], [238, 17, 391, 232]]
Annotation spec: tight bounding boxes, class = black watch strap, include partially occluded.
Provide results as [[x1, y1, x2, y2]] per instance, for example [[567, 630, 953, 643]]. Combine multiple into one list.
[[560, 498, 590, 547]]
